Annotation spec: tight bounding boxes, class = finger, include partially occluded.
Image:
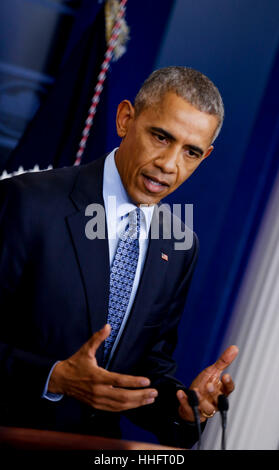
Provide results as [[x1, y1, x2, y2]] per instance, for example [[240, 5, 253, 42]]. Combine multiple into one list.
[[92, 397, 155, 413], [221, 374, 235, 395], [101, 368, 151, 388], [91, 385, 158, 412], [91, 397, 130, 412], [98, 384, 158, 405], [87, 324, 111, 358], [199, 397, 217, 418], [194, 346, 238, 388], [176, 390, 195, 422], [69, 387, 126, 412], [205, 381, 219, 401], [214, 345, 239, 372], [203, 345, 239, 380], [195, 382, 219, 410]]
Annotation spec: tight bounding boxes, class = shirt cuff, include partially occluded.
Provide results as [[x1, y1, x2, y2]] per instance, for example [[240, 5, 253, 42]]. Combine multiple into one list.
[[42, 361, 63, 402]]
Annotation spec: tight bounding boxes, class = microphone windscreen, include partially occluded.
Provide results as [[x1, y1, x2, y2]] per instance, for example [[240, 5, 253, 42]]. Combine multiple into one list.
[[218, 394, 229, 411], [186, 389, 199, 407]]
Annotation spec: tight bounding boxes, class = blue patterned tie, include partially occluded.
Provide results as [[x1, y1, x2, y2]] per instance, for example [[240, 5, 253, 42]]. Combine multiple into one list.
[[104, 207, 141, 361]]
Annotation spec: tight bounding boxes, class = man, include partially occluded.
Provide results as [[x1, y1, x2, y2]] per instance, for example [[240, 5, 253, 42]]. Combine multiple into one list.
[[0, 66, 238, 448]]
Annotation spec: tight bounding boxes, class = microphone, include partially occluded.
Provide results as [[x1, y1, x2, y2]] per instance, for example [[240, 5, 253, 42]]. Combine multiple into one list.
[[218, 394, 229, 450], [186, 389, 202, 450]]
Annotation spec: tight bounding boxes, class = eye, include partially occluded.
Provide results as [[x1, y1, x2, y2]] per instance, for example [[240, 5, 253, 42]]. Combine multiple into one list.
[[153, 133, 168, 144], [185, 149, 200, 159]]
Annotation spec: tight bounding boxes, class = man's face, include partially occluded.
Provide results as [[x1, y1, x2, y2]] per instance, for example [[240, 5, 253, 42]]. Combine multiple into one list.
[[115, 92, 219, 205]]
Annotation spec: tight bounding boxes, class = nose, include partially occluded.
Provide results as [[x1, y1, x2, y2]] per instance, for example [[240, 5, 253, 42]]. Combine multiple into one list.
[[153, 147, 179, 174]]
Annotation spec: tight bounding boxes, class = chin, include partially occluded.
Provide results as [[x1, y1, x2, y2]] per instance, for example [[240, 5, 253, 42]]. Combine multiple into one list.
[[140, 197, 160, 206], [129, 185, 163, 206], [133, 195, 157, 206]]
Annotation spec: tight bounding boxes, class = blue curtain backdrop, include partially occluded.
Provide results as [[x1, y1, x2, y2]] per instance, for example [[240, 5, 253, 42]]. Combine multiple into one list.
[[4, 3, 109, 171], [0, 0, 175, 171], [1, 0, 279, 445]]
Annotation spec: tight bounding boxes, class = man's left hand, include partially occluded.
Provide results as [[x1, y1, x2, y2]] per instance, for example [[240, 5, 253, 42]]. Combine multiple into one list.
[[176, 345, 239, 422]]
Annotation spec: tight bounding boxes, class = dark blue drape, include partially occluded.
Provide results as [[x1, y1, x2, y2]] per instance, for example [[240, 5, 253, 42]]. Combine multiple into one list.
[[2, 0, 176, 172], [169, 47, 279, 386], [4, 3, 108, 171], [200, 47, 279, 365]]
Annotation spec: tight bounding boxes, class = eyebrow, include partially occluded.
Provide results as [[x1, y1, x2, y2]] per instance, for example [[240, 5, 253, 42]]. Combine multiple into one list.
[[149, 127, 204, 156]]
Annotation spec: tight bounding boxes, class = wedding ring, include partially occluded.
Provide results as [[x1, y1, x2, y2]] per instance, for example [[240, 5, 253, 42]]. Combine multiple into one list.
[[200, 409, 216, 419]]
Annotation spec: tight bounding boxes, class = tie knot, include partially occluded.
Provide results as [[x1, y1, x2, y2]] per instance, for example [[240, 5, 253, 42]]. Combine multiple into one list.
[[126, 207, 141, 239], [129, 206, 140, 224]]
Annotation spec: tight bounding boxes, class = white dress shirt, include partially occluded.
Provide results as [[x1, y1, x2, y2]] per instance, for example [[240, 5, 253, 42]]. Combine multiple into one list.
[[43, 148, 154, 398], [103, 148, 154, 367]]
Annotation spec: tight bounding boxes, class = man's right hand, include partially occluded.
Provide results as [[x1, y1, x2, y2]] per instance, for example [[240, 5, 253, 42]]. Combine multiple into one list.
[[48, 324, 158, 412]]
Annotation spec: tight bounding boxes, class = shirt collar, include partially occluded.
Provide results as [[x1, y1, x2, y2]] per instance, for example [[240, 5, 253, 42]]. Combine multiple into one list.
[[103, 148, 154, 233]]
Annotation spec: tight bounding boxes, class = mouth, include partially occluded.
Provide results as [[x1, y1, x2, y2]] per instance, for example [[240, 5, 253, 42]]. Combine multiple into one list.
[[142, 174, 170, 194]]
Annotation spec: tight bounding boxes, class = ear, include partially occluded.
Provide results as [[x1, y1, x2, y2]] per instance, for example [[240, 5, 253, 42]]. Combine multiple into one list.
[[116, 100, 135, 138], [202, 145, 214, 160]]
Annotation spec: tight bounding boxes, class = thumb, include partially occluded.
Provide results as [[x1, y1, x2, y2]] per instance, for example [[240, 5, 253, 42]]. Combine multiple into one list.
[[86, 324, 111, 358]]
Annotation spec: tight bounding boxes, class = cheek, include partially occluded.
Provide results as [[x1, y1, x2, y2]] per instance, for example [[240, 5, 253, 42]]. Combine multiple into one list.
[[125, 135, 149, 168], [123, 159, 142, 192]]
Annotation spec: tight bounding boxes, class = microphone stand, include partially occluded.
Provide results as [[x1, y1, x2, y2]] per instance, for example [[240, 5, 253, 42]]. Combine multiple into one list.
[[186, 389, 202, 450], [218, 394, 229, 450]]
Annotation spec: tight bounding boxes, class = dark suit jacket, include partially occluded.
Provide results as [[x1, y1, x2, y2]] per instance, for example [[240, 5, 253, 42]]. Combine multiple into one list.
[[0, 155, 200, 448]]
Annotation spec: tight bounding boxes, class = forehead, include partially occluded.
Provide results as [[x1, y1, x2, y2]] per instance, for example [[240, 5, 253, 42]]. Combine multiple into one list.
[[136, 92, 218, 147]]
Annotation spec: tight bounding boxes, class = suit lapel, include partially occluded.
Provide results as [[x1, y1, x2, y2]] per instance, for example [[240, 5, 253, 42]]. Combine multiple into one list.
[[66, 156, 109, 364], [66, 160, 173, 368]]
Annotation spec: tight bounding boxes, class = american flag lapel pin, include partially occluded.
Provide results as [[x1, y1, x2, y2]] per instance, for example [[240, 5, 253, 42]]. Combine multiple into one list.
[[161, 252, 168, 262]]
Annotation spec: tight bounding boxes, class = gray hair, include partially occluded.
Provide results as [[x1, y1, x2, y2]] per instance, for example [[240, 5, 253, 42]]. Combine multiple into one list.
[[134, 66, 224, 142]]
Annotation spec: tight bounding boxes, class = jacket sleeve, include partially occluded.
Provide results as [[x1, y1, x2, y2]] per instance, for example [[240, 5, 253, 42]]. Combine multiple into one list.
[[124, 233, 206, 449], [0, 178, 57, 405]]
